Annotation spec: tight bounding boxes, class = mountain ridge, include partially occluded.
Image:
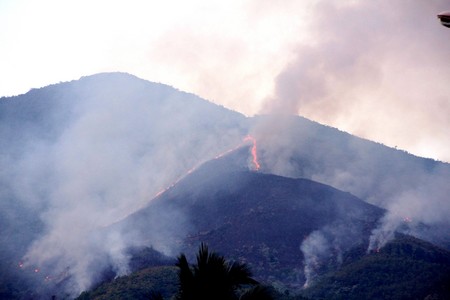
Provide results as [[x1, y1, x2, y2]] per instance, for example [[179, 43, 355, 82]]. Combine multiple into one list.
[[1, 72, 449, 298], [114, 147, 386, 289]]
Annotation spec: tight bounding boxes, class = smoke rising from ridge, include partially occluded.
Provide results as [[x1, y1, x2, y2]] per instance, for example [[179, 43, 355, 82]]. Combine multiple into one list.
[[0, 73, 246, 296], [367, 164, 450, 252], [1, 0, 449, 162], [251, 114, 450, 286], [261, 0, 450, 162], [254, 0, 450, 282]]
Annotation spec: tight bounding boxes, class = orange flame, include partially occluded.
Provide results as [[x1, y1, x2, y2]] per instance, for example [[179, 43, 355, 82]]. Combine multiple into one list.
[[244, 135, 261, 171], [105, 134, 263, 228], [154, 135, 261, 197]]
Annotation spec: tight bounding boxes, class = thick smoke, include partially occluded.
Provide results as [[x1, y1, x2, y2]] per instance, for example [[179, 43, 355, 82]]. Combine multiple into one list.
[[262, 0, 450, 162], [252, 116, 449, 285], [255, 0, 450, 278], [300, 227, 350, 289], [367, 164, 450, 251], [300, 230, 329, 288], [1, 73, 245, 296], [300, 217, 370, 287]]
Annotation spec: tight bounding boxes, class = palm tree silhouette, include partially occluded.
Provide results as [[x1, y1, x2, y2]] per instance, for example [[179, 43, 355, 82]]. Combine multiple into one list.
[[175, 243, 272, 300]]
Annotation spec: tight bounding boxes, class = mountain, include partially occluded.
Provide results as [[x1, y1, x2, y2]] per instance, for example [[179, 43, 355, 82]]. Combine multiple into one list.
[[0, 72, 247, 298], [116, 146, 385, 290], [250, 115, 450, 244], [1, 72, 449, 298]]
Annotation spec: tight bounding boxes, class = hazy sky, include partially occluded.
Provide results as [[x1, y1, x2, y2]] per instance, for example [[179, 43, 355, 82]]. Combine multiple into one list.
[[1, 0, 449, 162]]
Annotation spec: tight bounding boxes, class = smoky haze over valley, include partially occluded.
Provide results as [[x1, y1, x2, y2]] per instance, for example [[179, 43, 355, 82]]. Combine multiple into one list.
[[1, 73, 449, 298], [1, 74, 247, 295]]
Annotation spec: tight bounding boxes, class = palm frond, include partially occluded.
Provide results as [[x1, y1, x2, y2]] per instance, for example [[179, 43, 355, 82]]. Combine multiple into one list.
[[228, 261, 258, 286]]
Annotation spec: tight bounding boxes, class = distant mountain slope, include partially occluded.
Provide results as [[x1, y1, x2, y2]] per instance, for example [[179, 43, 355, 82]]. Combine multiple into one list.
[[0, 72, 248, 298], [252, 114, 449, 206], [0, 72, 246, 160], [250, 115, 450, 248]]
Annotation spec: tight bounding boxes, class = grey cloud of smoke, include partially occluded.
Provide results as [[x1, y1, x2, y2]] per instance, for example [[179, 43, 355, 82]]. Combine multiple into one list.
[[300, 221, 366, 288], [1, 74, 245, 296], [300, 230, 329, 288], [367, 164, 450, 251], [254, 0, 450, 280], [262, 0, 450, 162]]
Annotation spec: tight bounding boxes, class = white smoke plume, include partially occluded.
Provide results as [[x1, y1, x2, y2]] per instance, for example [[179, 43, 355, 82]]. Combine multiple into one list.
[[368, 168, 450, 252], [1, 73, 245, 296], [300, 221, 365, 288], [261, 0, 450, 162], [300, 230, 330, 288], [253, 0, 450, 254]]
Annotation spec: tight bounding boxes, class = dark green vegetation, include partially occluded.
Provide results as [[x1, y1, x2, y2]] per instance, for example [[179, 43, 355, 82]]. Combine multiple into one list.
[[305, 235, 450, 300], [76, 237, 450, 300], [76, 245, 310, 300], [77, 266, 178, 300]]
